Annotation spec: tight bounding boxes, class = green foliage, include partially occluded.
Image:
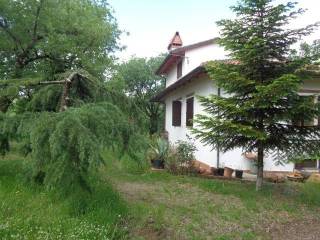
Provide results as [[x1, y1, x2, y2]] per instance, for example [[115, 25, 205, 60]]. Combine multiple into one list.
[[26, 85, 62, 112], [1, 98, 149, 192], [175, 140, 197, 164], [194, 0, 320, 166], [290, 40, 320, 65], [0, 0, 120, 79], [0, 0, 152, 196], [165, 139, 197, 175], [27, 103, 137, 191], [98, 87, 149, 131], [149, 137, 169, 162], [0, 155, 128, 239], [193, 0, 320, 190], [111, 56, 166, 134]]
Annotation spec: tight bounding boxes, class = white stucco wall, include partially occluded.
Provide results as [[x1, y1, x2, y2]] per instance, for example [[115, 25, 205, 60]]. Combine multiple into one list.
[[184, 44, 226, 73], [164, 76, 320, 172], [166, 44, 227, 87], [162, 41, 320, 173], [165, 76, 298, 171], [165, 77, 256, 170]]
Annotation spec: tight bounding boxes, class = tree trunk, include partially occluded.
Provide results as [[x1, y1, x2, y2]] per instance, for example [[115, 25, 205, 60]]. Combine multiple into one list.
[[59, 80, 72, 112], [256, 144, 264, 191], [59, 72, 77, 112]]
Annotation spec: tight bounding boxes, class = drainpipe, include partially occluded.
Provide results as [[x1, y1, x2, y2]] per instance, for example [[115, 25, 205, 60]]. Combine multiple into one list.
[[217, 87, 221, 168]]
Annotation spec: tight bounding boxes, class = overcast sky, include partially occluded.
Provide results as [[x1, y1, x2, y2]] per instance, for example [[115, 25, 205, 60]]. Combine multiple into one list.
[[108, 0, 320, 61]]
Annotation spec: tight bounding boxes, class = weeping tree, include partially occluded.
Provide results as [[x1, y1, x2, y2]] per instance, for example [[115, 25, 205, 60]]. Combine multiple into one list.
[[0, 0, 147, 192], [193, 0, 320, 190], [0, 70, 146, 191]]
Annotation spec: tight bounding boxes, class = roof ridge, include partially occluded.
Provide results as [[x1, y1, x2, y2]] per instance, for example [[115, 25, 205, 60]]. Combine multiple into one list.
[[170, 37, 220, 54]]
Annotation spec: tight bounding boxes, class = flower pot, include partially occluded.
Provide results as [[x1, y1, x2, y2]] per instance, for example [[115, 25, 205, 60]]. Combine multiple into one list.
[[152, 159, 164, 169], [217, 168, 225, 176], [224, 167, 234, 178], [211, 167, 218, 176], [235, 170, 243, 179]]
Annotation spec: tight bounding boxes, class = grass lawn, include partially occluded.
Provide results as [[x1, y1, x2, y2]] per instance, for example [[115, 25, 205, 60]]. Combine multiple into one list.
[[105, 155, 320, 240], [1, 151, 320, 240], [0, 152, 128, 240]]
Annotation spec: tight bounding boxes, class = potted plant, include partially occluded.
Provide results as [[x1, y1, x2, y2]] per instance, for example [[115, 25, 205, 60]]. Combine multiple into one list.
[[217, 168, 225, 176], [235, 170, 243, 179], [212, 167, 225, 176], [149, 138, 169, 169]]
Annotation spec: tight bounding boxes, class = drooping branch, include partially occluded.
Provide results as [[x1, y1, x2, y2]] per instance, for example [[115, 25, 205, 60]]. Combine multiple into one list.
[[38, 72, 81, 112], [0, 22, 24, 51]]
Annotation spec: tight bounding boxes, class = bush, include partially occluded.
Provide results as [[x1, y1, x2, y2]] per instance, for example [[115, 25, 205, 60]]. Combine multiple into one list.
[[165, 140, 197, 175]]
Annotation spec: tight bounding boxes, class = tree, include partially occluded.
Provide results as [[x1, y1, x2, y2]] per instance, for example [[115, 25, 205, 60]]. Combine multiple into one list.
[[112, 56, 165, 135], [0, 0, 121, 115], [0, 0, 120, 80], [193, 0, 320, 190], [289, 40, 320, 66], [0, 1, 148, 193]]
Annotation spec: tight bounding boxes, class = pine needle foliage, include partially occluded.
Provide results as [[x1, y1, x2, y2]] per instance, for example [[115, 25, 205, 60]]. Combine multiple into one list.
[[0, 68, 149, 192], [193, 0, 320, 190], [1, 101, 143, 192], [0, 1, 144, 194]]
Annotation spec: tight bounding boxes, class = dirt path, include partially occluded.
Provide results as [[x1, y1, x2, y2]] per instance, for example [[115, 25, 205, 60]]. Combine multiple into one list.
[[113, 178, 320, 240]]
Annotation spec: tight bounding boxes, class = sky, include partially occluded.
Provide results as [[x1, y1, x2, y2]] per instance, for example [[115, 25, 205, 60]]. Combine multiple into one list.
[[108, 0, 320, 61]]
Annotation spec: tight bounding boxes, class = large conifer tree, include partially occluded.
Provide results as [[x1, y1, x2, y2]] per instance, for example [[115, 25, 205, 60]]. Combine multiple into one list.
[[0, 0, 148, 192], [194, 0, 320, 190]]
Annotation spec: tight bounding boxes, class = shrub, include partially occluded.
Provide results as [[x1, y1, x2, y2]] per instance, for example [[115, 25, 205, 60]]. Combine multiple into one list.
[[165, 140, 197, 175]]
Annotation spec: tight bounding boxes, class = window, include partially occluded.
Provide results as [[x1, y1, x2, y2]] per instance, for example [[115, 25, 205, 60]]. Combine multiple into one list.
[[177, 61, 182, 79], [186, 97, 194, 127], [172, 100, 181, 126]]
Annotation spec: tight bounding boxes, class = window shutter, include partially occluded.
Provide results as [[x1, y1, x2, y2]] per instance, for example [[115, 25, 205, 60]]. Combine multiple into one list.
[[177, 61, 182, 79], [186, 97, 194, 127], [172, 101, 181, 126]]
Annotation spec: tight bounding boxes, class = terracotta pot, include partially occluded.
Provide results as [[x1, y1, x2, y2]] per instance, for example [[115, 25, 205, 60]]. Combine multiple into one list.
[[224, 167, 234, 178]]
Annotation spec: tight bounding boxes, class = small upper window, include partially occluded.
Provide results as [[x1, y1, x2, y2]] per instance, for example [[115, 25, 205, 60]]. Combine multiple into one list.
[[177, 61, 182, 79], [186, 97, 194, 127]]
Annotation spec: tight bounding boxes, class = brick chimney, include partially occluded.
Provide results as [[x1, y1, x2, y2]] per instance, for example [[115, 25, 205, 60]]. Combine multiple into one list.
[[167, 32, 183, 51]]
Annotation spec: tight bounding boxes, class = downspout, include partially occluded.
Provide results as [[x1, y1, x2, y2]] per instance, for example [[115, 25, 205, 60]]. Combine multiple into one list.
[[217, 87, 221, 168]]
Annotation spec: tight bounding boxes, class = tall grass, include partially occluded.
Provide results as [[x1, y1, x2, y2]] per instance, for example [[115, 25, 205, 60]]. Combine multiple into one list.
[[0, 153, 129, 240]]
